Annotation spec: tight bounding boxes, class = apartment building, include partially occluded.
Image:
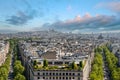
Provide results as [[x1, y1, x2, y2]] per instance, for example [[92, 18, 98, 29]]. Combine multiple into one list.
[[26, 53, 91, 80], [0, 40, 9, 66]]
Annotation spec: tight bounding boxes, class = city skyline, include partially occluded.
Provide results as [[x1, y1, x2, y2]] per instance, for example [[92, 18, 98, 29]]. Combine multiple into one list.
[[0, 0, 120, 33]]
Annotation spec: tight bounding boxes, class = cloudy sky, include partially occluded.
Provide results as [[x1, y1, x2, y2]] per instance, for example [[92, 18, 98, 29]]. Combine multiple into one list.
[[0, 0, 120, 33]]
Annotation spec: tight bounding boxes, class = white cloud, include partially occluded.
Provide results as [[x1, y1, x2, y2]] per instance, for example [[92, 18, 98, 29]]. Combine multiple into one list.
[[96, 1, 120, 13]]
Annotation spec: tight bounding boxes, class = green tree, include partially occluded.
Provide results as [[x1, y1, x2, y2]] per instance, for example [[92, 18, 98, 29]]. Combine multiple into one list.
[[0, 77, 4, 80], [14, 64, 24, 75], [103, 46, 120, 80], [11, 39, 26, 80], [90, 47, 103, 80], [14, 74, 26, 80], [90, 72, 97, 80], [14, 60, 21, 66], [71, 61, 78, 70], [43, 59, 48, 67], [79, 61, 83, 67], [0, 67, 8, 80], [79, 61, 83, 70]]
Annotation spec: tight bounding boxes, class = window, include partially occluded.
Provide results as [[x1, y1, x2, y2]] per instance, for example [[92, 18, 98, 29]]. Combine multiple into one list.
[[56, 77, 58, 79], [49, 73, 51, 75], [53, 77, 55, 79], [73, 73, 75, 75], [54, 61, 63, 65], [66, 73, 68, 75], [50, 77, 51, 79], [78, 73, 80, 75], [53, 73, 55, 75], [38, 73, 40, 75], [46, 73, 48, 75], [63, 73, 65, 75], [69, 73, 71, 75], [48, 62, 52, 64], [66, 77, 68, 79], [63, 77, 64, 79], [46, 77, 48, 79], [59, 73, 61, 75], [43, 77, 45, 79], [38, 77, 40, 79], [59, 77, 61, 79], [38, 62, 41, 64], [65, 62, 69, 64], [69, 77, 71, 79], [73, 77, 74, 79], [43, 73, 45, 75], [56, 73, 58, 75]]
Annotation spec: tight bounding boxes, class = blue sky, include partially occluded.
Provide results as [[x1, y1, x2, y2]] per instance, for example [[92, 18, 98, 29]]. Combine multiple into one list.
[[0, 0, 120, 33]]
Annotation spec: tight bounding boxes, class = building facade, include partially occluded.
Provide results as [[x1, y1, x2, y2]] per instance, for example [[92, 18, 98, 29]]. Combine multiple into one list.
[[0, 41, 9, 66]]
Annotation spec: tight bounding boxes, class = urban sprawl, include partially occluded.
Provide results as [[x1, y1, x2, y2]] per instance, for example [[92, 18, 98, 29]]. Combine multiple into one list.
[[0, 30, 120, 80]]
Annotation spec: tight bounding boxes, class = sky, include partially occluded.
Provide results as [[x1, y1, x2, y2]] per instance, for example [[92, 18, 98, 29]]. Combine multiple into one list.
[[0, 0, 120, 33]]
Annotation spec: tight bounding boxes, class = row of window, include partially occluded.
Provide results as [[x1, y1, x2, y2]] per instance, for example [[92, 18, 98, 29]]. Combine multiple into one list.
[[38, 72, 80, 76], [38, 76, 81, 80], [48, 62, 69, 64]]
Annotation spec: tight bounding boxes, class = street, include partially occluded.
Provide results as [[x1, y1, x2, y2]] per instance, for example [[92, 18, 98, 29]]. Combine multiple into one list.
[[8, 52, 14, 80], [102, 51, 110, 80]]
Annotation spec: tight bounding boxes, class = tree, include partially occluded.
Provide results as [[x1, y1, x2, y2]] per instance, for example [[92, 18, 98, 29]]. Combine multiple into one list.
[[71, 61, 78, 70], [0, 77, 4, 80], [14, 73, 26, 80], [79, 61, 83, 70], [43, 59, 48, 68], [103, 46, 120, 80], [112, 69, 119, 80], [14, 60, 21, 66], [14, 64, 24, 75], [90, 72, 97, 80], [90, 47, 103, 80], [79, 61, 83, 68], [11, 39, 26, 80], [0, 67, 8, 80]]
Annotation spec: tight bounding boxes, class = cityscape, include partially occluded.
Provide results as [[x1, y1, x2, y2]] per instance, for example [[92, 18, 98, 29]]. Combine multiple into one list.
[[0, 0, 120, 80]]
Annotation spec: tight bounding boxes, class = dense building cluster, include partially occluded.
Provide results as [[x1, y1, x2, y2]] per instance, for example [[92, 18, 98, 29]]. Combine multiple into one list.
[[16, 31, 108, 80], [1, 31, 120, 80]]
